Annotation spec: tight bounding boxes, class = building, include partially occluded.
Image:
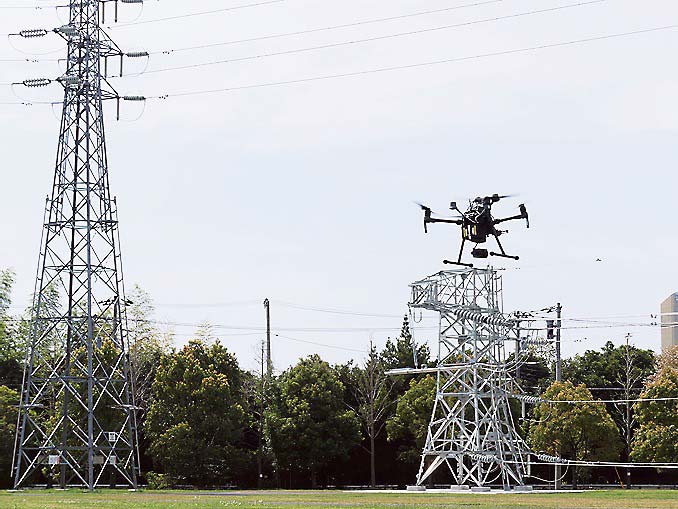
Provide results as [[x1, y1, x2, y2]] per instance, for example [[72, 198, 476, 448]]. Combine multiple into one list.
[[661, 293, 678, 350]]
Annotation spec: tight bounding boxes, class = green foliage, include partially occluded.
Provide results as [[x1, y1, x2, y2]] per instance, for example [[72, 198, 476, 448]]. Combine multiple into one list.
[[380, 316, 430, 373], [0, 269, 14, 350], [632, 346, 678, 463], [380, 316, 430, 398], [0, 269, 24, 386], [0, 385, 19, 488], [386, 376, 436, 465], [8, 283, 63, 389], [529, 381, 622, 486], [146, 340, 248, 486], [563, 341, 655, 400], [127, 285, 170, 412], [267, 355, 361, 487], [145, 471, 171, 490], [515, 352, 552, 392]]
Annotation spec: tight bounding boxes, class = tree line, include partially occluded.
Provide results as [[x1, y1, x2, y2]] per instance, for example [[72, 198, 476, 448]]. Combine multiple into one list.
[[0, 269, 676, 488]]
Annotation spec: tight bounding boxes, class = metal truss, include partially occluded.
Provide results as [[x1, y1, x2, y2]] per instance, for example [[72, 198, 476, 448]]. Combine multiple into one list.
[[407, 268, 533, 489], [13, 0, 139, 490]]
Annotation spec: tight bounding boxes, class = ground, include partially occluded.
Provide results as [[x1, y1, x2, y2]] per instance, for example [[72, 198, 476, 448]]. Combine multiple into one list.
[[0, 489, 677, 509]]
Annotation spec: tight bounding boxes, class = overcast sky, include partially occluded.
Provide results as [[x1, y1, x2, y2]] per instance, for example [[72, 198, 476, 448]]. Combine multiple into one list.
[[1, 0, 677, 372]]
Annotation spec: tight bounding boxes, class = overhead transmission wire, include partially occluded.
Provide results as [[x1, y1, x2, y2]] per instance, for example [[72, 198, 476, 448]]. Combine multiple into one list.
[[131, 0, 608, 77], [0, 3, 61, 9], [0, 0, 503, 78], [146, 0, 504, 57], [3, 24, 678, 106], [146, 24, 678, 101], [528, 459, 678, 469], [274, 333, 369, 354], [515, 394, 678, 404], [4, 313, 678, 333], [272, 300, 409, 319], [108, 0, 285, 28], [0, 1, 580, 68]]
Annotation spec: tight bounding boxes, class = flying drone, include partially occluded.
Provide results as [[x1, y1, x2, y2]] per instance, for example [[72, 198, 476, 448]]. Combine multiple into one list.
[[417, 194, 529, 267]]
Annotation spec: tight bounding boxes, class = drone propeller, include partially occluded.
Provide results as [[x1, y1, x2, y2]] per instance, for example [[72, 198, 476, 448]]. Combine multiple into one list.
[[414, 202, 461, 233], [520, 203, 529, 228], [490, 193, 519, 203], [414, 202, 433, 233]]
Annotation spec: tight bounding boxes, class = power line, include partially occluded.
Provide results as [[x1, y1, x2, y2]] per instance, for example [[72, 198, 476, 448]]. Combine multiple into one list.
[[4, 313, 678, 333], [530, 459, 678, 469], [153, 299, 261, 309], [0, 4, 61, 8], [109, 0, 285, 29], [147, 0, 504, 57], [132, 0, 608, 77], [4, 24, 676, 107], [148, 24, 678, 101], [273, 300, 407, 319], [274, 333, 368, 353], [518, 395, 678, 404]]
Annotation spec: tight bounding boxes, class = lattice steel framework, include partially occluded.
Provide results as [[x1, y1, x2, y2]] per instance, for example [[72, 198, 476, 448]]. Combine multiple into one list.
[[409, 268, 531, 489], [13, 0, 139, 490]]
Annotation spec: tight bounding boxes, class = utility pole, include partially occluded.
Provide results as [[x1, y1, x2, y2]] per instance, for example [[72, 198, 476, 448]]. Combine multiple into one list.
[[554, 302, 562, 490], [258, 340, 265, 489], [264, 299, 272, 377], [623, 333, 633, 489], [555, 303, 562, 382]]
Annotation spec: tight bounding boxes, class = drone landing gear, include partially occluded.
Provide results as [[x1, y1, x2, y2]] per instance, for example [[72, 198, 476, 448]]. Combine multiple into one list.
[[444, 238, 474, 267], [443, 259, 474, 267], [490, 252, 519, 260], [490, 235, 519, 260]]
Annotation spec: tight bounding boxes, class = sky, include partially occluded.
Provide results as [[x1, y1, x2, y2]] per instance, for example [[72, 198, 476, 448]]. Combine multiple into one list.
[[0, 0, 677, 372]]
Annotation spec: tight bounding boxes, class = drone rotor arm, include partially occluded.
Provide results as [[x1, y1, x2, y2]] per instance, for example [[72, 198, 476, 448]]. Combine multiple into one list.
[[429, 217, 463, 225], [493, 211, 528, 227]]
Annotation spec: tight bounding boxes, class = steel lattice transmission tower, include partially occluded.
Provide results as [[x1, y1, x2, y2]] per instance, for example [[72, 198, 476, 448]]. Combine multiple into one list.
[[393, 268, 533, 489], [13, 0, 143, 490]]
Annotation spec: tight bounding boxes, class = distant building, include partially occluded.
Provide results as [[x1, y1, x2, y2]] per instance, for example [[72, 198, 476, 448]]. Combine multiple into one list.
[[661, 293, 678, 350]]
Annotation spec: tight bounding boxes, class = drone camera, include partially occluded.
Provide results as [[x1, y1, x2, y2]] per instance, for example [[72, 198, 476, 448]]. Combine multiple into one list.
[[471, 248, 489, 259]]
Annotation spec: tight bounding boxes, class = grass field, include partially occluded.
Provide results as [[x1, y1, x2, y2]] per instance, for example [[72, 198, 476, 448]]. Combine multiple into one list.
[[0, 489, 676, 509]]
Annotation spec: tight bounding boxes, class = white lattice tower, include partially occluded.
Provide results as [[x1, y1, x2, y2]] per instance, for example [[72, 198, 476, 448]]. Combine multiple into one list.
[[409, 268, 530, 489]]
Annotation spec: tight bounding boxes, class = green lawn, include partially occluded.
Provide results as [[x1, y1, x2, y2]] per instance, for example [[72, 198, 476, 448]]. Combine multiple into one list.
[[0, 489, 676, 509]]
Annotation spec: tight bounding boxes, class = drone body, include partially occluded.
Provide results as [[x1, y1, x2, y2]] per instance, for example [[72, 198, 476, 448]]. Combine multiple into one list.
[[419, 194, 529, 267]]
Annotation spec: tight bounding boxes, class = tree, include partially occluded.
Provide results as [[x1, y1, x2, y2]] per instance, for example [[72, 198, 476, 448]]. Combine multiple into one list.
[[386, 376, 436, 466], [127, 285, 170, 413], [126, 285, 172, 476], [562, 340, 655, 470], [0, 269, 23, 390], [7, 284, 63, 392], [631, 346, 678, 464], [514, 351, 552, 392], [0, 269, 15, 356], [267, 355, 361, 488], [529, 381, 622, 487], [0, 385, 19, 488], [381, 316, 430, 396], [563, 341, 655, 402], [145, 340, 249, 486], [351, 341, 394, 488]]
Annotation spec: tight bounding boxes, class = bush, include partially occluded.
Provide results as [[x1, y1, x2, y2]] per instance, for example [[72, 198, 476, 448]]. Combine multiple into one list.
[[146, 471, 172, 490]]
